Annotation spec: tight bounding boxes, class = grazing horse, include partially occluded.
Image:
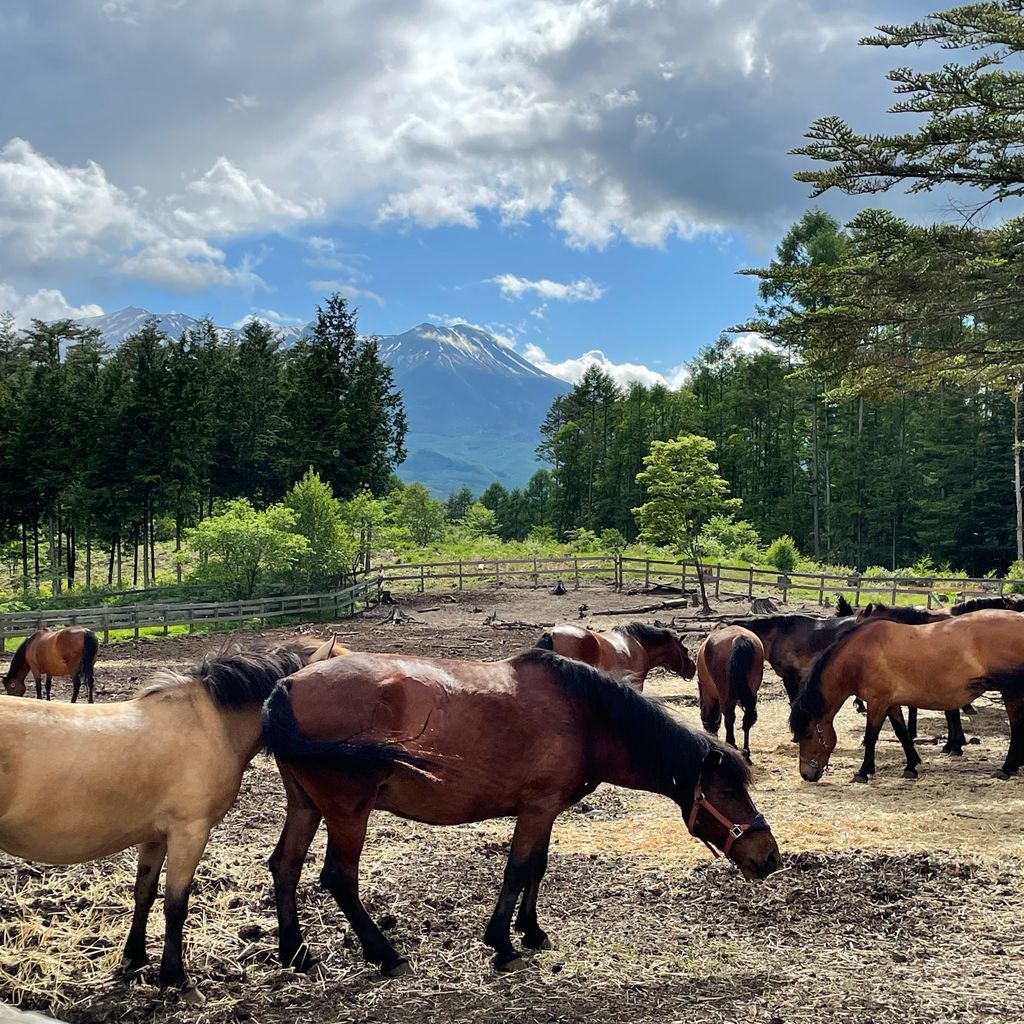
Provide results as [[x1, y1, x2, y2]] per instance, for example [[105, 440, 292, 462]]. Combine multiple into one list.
[[0, 634, 338, 1004], [534, 622, 695, 690], [2, 626, 100, 703], [263, 648, 780, 977], [789, 610, 1024, 783], [697, 626, 764, 761]]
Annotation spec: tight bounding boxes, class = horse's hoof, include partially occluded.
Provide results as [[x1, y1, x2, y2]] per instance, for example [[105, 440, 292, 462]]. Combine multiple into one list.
[[180, 985, 206, 1007], [995, 769, 1014, 781], [968, 737, 981, 745], [522, 933, 552, 951], [902, 769, 918, 780], [493, 952, 526, 972], [963, 704, 977, 715], [743, 751, 752, 763], [284, 947, 319, 974], [851, 773, 869, 784], [381, 958, 411, 979]]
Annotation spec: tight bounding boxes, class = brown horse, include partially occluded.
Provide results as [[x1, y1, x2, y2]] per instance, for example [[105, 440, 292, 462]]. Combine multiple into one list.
[[534, 622, 695, 690], [789, 610, 1024, 783], [0, 634, 338, 1004], [263, 648, 780, 976], [2, 626, 100, 703], [697, 626, 764, 761]]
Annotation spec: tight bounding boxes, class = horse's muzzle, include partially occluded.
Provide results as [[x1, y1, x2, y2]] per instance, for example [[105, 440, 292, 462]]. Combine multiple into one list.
[[800, 764, 823, 783]]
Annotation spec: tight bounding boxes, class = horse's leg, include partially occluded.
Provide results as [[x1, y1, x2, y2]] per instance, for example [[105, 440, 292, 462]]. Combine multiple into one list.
[[723, 702, 738, 749], [697, 680, 721, 735], [34, 674, 42, 700], [484, 812, 555, 971], [269, 764, 323, 972], [942, 710, 966, 756], [159, 823, 211, 1003], [741, 698, 758, 762], [853, 705, 887, 783], [70, 672, 80, 703], [123, 840, 167, 973], [887, 707, 922, 779], [853, 697, 865, 714], [781, 672, 799, 705], [907, 706, 917, 741], [996, 695, 1024, 780], [320, 813, 408, 977], [514, 819, 556, 951]]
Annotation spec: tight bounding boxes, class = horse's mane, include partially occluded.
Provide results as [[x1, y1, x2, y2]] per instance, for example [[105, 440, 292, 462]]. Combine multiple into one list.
[[1, 632, 35, 681], [859, 602, 937, 624], [613, 622, 677, 645], [512, 648, 750, 794], [834, 594, 854, 617], [138, 642, 309, 708], [730, 613, 834, 635], [953, 595, 1024, 615], [789, 625, 869, 737]]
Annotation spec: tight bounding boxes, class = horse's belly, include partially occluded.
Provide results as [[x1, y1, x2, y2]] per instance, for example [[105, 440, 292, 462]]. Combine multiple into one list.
[[0, 817, 160, 865]]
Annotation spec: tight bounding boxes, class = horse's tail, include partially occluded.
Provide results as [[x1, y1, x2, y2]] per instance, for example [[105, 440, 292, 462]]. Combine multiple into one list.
[[727, 636, 757, 711], [262, 681, 435, 776], [534, 631, 555, 651], [79, 629, 99, 677]]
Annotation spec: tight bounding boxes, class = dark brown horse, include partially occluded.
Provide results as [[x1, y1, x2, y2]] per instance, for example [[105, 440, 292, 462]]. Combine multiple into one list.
[[534, 622, 695, 690], [790, 610, 1024, 783], [2, 626, 100, 703], [696, 626, 764, 761], [263, 648, 780, 976]]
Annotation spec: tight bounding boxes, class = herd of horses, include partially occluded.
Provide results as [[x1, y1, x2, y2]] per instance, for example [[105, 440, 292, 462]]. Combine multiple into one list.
[[0, 590, 1022, 1004]]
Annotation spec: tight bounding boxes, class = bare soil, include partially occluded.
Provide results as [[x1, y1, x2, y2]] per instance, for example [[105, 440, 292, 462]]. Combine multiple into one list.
[[2, 582, 1023, 1024]]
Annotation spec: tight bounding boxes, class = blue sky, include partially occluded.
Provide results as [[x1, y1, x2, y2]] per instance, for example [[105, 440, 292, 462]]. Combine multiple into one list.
[[1, 0, 930, 385]]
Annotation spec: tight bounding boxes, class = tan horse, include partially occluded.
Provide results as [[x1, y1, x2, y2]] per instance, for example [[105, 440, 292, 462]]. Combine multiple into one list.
[[0, 634, 339, 1004], [789, 610, 1024, 783], [534, 622, 695, 690], [2, 626, 100, 702], [697, 625, 765, 761], [263, 648, 780, 977]]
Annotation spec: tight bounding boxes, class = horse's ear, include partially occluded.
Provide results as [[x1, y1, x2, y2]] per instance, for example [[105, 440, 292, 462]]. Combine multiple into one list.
[[308, 634, 336, 663], [700, 748, 723, 781]]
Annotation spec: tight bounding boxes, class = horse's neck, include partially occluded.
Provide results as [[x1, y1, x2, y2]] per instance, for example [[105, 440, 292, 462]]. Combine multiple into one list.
[[218, 705, 266, 764], [591, 729, 673, 799]]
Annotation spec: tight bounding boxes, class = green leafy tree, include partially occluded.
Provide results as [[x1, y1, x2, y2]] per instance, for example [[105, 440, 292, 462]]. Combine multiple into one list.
[[185, 498, 308, 598], [284, 468, 354, 588], [445, 486, 474, 522], [462, 502, 499, 540], [394, 483, 446, 547], [633, 434, 741, 612]]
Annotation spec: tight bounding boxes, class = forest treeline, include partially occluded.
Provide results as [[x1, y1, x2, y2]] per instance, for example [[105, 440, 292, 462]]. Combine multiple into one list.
[[472, 351, 1014, 577], [0, 295, 406, 592]]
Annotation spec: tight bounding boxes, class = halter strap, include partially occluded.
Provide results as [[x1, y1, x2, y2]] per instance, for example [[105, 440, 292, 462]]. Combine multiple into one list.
[[686, 779, 770, 859]]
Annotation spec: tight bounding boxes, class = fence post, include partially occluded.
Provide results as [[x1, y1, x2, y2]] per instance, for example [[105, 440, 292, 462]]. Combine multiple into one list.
[[644, 559, 651, 590], [103, 612, 110, 645], [715, 562, 721, 601], [458, 560, 463, 591], [747, 566, 754, 599], [419, 565, 425, 593], [890, 578, 897, 605], [162, 609, 168, 636], [855, 577, 862, 607], [574, 558, 580, 590], [534, 557, 539, 588], [188, 608, 194, 635], [133, 609, 139, 640], [818, 574, 825, 606], [681, 562, 687, 594]]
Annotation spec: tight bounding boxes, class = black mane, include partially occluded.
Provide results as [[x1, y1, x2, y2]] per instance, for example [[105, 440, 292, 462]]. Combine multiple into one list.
[[614, 622, 678, 646], [512, 648, 750, 797], [952, 595, 1024, 615], [728, 612, 843, 635], [860, 602, 937, 624], [788, 626, 867, 738], [141, 642, 310, 708], [1, 633, 34, 681]]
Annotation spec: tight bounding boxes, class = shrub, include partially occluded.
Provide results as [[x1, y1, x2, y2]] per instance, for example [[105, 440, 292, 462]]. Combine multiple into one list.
[[1006, 560, 1024, 594], [765, 534, 799, 574]]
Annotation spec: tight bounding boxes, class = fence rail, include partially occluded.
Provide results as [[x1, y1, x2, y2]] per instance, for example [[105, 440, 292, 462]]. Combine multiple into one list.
[[379, 554, 1012, 607], [0, 576, 380, 650]]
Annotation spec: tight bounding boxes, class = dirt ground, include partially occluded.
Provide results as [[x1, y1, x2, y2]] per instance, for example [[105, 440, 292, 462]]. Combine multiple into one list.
[[2, 582, 1023, 1024]]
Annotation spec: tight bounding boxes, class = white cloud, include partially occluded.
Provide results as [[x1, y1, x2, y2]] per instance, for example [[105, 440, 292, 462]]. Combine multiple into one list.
[[491, 273, 604, 303], [427, 313, 519, 349], [308, 279, 384, 306], [523, 343, 690, 390], [226, 94, 260, 113], [232, 307, 307, 329], [730, 331, 786, 357], [0, 282, 103, 327]]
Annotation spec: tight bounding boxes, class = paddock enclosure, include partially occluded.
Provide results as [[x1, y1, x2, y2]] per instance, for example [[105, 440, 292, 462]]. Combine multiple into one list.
[[2, 583, 1023, 1024]]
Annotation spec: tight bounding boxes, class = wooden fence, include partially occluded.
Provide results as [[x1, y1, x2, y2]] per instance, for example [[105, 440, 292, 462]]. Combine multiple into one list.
[[380, 554, 1014, 607], [0, 576, 380, 651]]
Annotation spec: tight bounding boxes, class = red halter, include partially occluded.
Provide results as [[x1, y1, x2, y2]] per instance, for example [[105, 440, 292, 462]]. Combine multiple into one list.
[[686, 779, 769, 859]]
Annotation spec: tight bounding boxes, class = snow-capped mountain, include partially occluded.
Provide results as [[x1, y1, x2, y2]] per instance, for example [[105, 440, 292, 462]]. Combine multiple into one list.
[[71, 309, 567, 493]]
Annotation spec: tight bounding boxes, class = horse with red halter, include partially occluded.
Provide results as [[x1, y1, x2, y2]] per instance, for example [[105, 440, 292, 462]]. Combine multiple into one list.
[[697, 625, 765, 761], [2, 626, 100, 703], [534, 622, 695, 690], [262, 648, 780, 977], [789, 609, 1024, 783]]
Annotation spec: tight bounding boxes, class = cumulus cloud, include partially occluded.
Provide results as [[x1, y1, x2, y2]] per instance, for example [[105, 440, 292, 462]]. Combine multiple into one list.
[[0, 283, 104, 326], [491, 274, 604, 303], [308, 279, 384, 306], [523, 343, 691, 390]]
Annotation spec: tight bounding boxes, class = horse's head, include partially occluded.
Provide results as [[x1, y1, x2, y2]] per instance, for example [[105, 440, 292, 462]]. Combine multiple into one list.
[[672, 635, 697, 680], [856, 603, 877, 622], [789, 704, 836, 782], [683, 749, 781, 880], [1, 672, 25, 697]]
